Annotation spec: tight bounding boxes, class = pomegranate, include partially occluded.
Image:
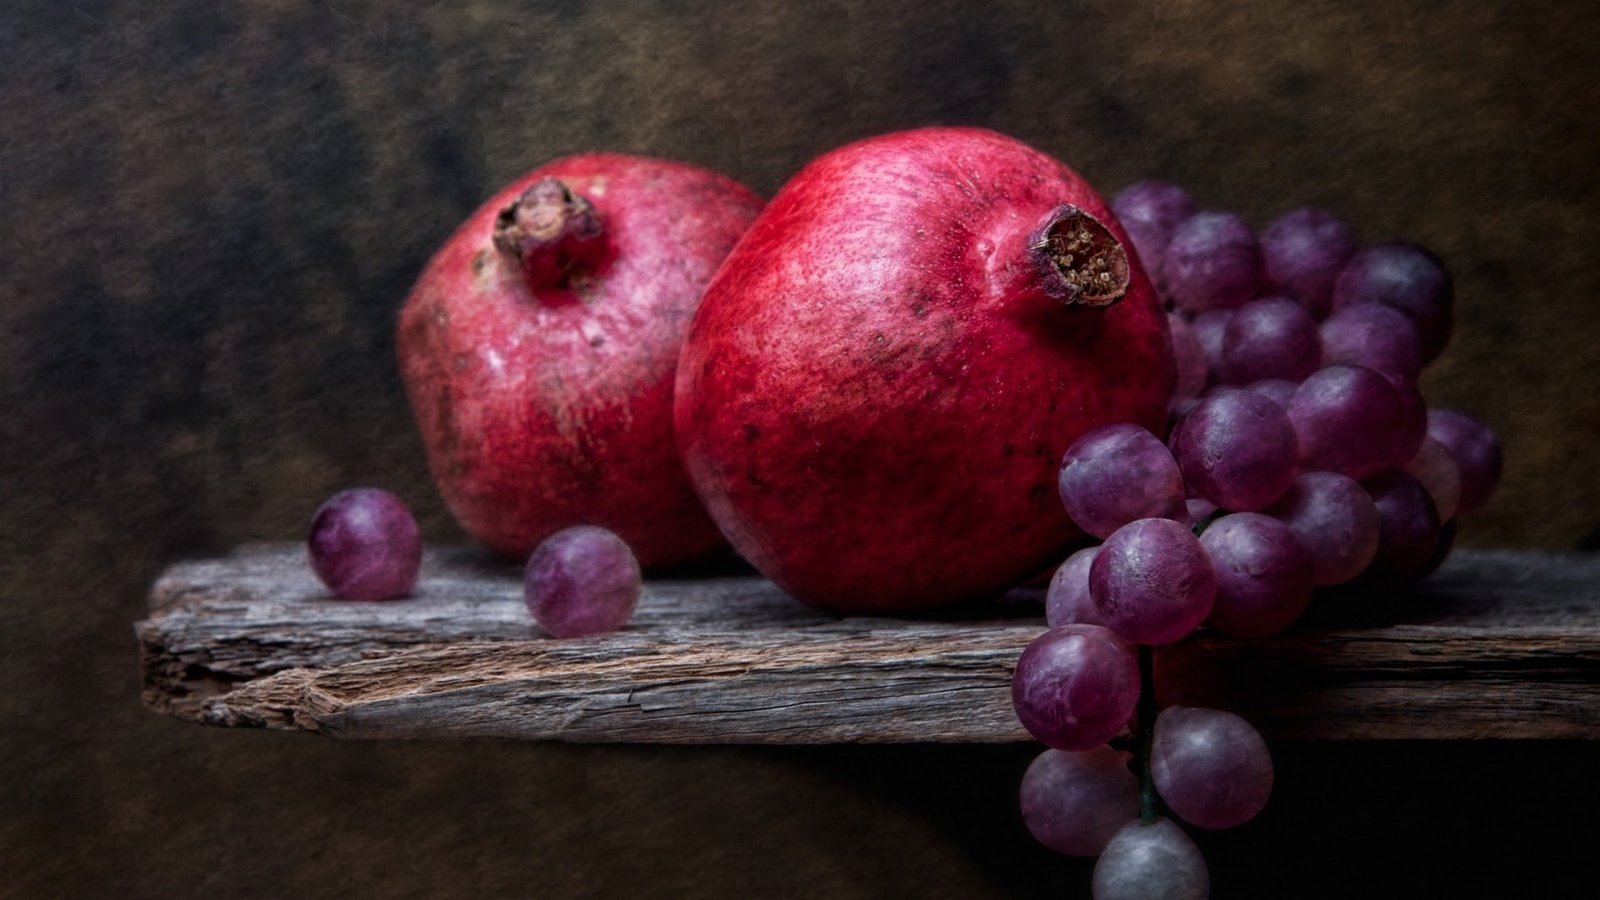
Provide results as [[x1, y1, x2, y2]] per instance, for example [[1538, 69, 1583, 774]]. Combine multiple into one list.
[[398, 154, 762, 567], [675, 128, 1174, 613]]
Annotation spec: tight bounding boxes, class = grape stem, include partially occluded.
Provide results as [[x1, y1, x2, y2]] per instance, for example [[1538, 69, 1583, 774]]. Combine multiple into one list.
[[1137, 644, 1159, 824]]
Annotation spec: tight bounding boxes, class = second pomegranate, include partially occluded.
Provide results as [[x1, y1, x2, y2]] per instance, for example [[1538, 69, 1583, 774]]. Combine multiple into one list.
[[675, 128, 1175, 613]]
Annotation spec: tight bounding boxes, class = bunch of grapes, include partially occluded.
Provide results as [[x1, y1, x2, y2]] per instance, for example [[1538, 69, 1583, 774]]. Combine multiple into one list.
[[1012, 180, 1504, 898]]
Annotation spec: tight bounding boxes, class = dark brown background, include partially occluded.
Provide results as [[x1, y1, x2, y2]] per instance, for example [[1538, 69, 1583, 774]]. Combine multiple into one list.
[[4, 1, 1597, 897]]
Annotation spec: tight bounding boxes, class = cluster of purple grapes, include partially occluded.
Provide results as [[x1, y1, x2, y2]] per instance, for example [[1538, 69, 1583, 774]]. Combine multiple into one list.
[[1011, 181, 1505, 898]]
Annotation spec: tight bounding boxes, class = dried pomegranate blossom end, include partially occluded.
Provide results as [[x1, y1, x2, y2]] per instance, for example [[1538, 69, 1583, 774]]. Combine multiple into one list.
[[1030, 205, 1130, 307], [493, 177, 608, 288]]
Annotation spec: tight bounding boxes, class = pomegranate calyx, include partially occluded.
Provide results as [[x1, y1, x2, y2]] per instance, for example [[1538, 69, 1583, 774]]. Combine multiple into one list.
[[493, 177, 608, 288], [1029, 205, 1130, 307]]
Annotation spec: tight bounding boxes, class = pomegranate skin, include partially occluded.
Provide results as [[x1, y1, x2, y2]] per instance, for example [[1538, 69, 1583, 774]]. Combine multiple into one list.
[[675, 128, 1174, 613], [399, 154, 762, 567]]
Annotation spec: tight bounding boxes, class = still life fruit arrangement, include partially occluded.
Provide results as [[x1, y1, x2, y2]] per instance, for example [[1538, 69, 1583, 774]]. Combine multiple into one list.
[[303, 127, 1501, 899]]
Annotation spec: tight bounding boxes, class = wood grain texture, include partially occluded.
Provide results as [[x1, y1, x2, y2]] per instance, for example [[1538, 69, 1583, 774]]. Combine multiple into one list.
[[137, 545, 1600, 743]]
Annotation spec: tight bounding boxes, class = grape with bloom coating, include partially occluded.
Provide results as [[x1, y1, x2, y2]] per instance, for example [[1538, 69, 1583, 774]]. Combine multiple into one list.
[[307, 488, 422, 601], [1260, 206, 1357, 318], [1163, 211, 1262, 314], [1046, 546, 1104, 627], [1020, 746, 1140, 856], [1113, 181, 1197, 281], [1266, 471, 1382, 586], [1171, 390, 1298, 512], [1092, 818, 1210, 900], [1152, 706, 1273, 830], [1286, 365, 1407, 479], [1332, 242, 1453, 362], [1090, 519, 1216, 645], [1199, 513, 1313, 638], [1011, 625, 1141, 751], [1427, 409, 1503, 515], [1221, 297, 1321, 383], [523, 525, 642, 638], [1319, 303, 1422, 384], [1364, 469, 1442, 580], [1060, 424, 1189, 539]]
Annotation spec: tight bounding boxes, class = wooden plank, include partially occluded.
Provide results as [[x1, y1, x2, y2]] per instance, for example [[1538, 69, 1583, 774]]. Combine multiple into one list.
[[136, 545, 1600, 743]]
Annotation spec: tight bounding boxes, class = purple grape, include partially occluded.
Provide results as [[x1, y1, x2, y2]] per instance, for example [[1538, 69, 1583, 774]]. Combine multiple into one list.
[[307, 488, 422, 601], [1090, 519, 1216, 646], [1020, 746, 1140, 856], [1170, 390, 1298, 512], [1152, 706, 1273, 830], [1220, 297, 1321, 383], [1059, 424, 1189, 540], [1426, 409, 1503, 515], [1091, 818, 1209, 900], [1245, 378, 1298, 411], [1404, 437, 1463, 522], [1332, 243, 1453, 362], [1266, 472, 1382, 586], [1319, 304, 1422, 384], [1285, 365, 1407, 479], [1199, 513, 1314, 638], [1190, 309, 1232, 386], [1260, 206, 1357, 318], [1168, 312, 1208, 400], [1364, 469, 1442, 580], [1112, 181, 1197, 285], [523, 526, 642, 638], [1047, 546, 1104, 627], [1162, 211, 1262, 315], [1011, 625, 1141, 751]]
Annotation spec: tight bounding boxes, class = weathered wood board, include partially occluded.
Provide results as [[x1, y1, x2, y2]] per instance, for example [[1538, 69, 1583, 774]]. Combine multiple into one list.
[[137, 545, 1600, 743]]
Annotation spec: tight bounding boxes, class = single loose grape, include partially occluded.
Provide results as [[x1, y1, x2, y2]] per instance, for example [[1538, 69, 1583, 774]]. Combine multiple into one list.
[[523, 525, 642, 638], [1113, 181, 1197, 283], [1171, 389, 1298, 512], [1199, 512, 1314, 638], [1332, 243, 1453, 362], [1090, 519, 1216, 646], [1259, 206, 1357, 318], [1364, 469, 1443, 580], [1426, 409, 1503, 515], [1046, 546, 1104, 627], [1011, 625, 1141, 751], [1060, 424, 1189, 539], [1286, 365, 1407, 480], [1152, 706, 1274, 830], [1162, 211, 1262, 315], [1266, 472, 1382, 586], [1020, 746, 1140, 856], [1319, 304, 1422, 384], [307, 487, 422, 601], [1092, 817, 1210, 900], [1221, 297, 1322, 383]]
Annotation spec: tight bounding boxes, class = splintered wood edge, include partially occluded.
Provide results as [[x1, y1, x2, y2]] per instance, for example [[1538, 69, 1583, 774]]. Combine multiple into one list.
[[137, 545, 1600, 743]]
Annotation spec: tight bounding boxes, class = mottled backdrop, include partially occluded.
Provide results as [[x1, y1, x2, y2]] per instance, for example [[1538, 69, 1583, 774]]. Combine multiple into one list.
[[2, 1, 1596, 897]]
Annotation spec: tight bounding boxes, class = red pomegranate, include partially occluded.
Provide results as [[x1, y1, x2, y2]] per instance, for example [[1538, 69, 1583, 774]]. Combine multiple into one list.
[[675, 128, 1174, 613], [398, 153, 762, 567]]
